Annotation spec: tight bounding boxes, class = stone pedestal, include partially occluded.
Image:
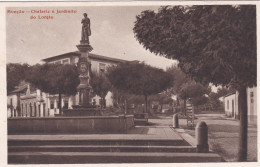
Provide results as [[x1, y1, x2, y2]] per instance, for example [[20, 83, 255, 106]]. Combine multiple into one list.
[[76, 42, 93, 107]]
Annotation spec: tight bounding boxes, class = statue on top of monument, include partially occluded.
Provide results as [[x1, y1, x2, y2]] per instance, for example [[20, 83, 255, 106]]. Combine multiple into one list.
[[81, 13, 91, 44]]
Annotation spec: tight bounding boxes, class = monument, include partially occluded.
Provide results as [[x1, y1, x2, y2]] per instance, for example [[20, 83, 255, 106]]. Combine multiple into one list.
[[63, 13, 104, 116], [76, 13, 93, 107]]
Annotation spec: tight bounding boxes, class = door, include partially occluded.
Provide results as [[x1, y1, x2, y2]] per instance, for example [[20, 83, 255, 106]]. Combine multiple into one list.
[[232, 100, 234, 118], [38, 104, 41, 117], [43, 103, 46, 116]]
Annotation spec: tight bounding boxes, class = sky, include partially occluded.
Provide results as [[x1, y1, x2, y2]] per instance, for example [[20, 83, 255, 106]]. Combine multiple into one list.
[[6, 6, 177, 70]]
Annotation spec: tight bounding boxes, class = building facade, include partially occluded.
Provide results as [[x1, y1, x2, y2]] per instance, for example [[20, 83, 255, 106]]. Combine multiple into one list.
[[224, 86, 257, 125], [7, 83, 27, 118], [7, 83, 51, 118], [224, 92, 238, 119], [247, 87, 257, 124]]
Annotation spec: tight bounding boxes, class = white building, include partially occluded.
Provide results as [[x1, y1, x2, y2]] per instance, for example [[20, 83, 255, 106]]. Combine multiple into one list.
[[224, 92, 238, 119], [7, 85, 27, 117], [7, 82, 52, 117], [223, 86, 257, 125]]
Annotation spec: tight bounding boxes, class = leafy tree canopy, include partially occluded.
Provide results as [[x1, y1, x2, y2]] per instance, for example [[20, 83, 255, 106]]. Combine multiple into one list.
[[179, 82, 210, 100], [107, 62, 173, 97], [134, 5, 256, 88], [7, 63, 29, 94], [107, 62, 173, 113], [166, 65, 191, 95], [192, 95, 209, 107], [26, 63, 80, 96], [134, 6, 256, 160], [166, 65, 210, 102]]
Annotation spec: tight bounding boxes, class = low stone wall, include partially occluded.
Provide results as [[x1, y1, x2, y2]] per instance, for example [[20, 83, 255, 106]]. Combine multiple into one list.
[[8, 115, 134, 134]]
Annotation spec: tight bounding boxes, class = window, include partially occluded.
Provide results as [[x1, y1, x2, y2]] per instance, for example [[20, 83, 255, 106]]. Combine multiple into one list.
[[25, 104, 28, 117], [54, 61, 61, 64], [34, 102, 37, 117], [38, 104, 41, 117], [50, 100, 54, 109], [250, 92, 254, 103], [30, 103, 32, 117], [99, 63, 106, 72], [62, 59, 69, 64], [227, 100, 229, 110], [63, 100, 69, 109], [250, 92, 254, 97], [21, 104, 23, 117]]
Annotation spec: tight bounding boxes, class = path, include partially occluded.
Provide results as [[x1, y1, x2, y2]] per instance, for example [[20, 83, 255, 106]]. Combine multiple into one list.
[[148, 113, 257, 162]]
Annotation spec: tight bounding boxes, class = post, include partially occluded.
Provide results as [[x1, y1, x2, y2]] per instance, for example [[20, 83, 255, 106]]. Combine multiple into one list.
[[195, 121, 209, 153], [172, 114, 179, 128]]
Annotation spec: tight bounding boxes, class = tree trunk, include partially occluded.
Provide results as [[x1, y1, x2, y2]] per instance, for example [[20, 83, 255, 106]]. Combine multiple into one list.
[[124, 98, 127, 115], [238, 86, 248, 162], [144, 95, 148, 113], [183, 98, 186, 116], [58, 92, 62, 115], [102, 96, 106, 109], [17, 93, 21, 117], [101, 97, 103, 109]]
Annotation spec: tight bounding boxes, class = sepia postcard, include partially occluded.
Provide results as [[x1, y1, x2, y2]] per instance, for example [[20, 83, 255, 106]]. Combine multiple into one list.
[[0, 1, 259, 166]]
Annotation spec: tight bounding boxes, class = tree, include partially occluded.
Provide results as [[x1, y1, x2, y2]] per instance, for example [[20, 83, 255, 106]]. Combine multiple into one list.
[[167, 66, 190, 94], [107, 62, 173, 113], [7, 63, 29, 94], [7, 63, 29, 116], [26, 63, 80, 113], [134, 5, 256, 161], [110, 87, 134, 114], [179, 82, 210, 115], [90, 71, 111, 108], [166, 66, 190, 106], [192, 95, 208, 108], [167, 66, 209, 114], [149, 93, 174, 112]]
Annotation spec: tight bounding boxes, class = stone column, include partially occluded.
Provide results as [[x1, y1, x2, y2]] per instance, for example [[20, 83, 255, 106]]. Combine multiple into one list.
[[76, 43, 93, 107]]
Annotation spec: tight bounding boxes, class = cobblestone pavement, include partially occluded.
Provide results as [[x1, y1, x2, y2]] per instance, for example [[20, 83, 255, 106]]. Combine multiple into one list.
[[148, 113, 257, 162]]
